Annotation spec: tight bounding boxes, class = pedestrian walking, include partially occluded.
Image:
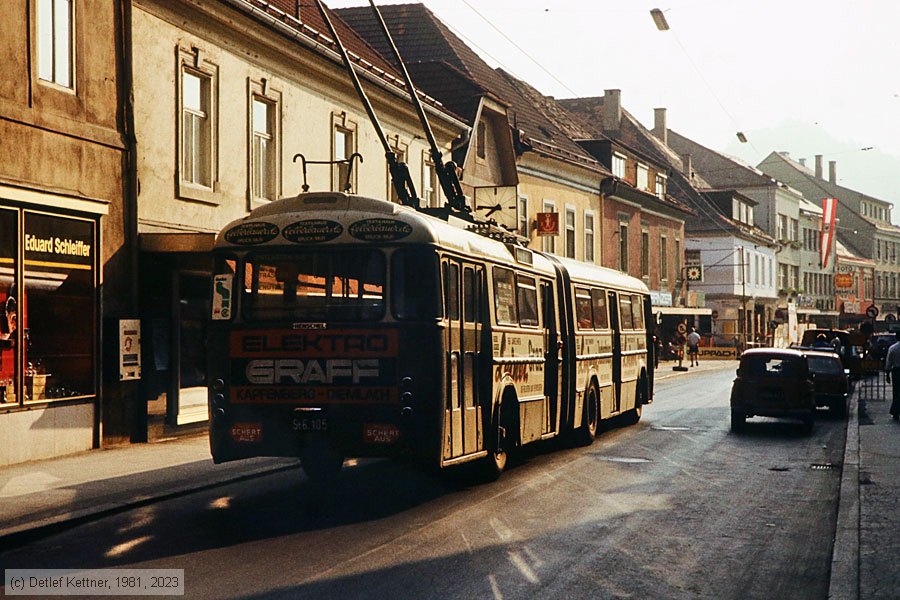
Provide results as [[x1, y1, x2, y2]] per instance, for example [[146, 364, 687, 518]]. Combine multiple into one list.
[[884, 332, 900, 421], [687, 327, 701, 367]]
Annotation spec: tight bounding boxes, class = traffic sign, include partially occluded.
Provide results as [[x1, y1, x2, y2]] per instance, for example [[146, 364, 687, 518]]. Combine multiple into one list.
[[677, 323, 687, 334], [866, 304, 880, 319]]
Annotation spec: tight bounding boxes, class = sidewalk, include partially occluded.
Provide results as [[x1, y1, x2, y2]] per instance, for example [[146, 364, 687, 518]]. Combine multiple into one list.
[[0, 434, 296, 545], [653, 357, 737, 381]]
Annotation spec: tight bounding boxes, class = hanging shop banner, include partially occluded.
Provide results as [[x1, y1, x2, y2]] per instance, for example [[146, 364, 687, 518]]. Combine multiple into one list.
[[535, 212, 559, 236], [820, 197, 837, 269]]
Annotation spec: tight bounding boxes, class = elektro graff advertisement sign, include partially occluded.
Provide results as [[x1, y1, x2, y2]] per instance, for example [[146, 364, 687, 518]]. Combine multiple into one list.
[[229, 329, 398, 404]]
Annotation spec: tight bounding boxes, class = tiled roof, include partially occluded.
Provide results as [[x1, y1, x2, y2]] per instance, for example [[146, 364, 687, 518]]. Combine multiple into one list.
[[667, 130, 774, 189], [247, 0, 401, 81], [336, 3, 603, 169], [559, 96, 700, 220]]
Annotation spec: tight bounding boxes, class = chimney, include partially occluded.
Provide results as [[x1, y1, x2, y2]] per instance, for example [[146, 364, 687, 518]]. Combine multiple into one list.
[[681, 153, 693, 181], [829, 160, 837, 184], [798, 158, 806, 167], [653, 108, 667, 145], [602, 89, 622, 132], [815, 154, 823, 179]]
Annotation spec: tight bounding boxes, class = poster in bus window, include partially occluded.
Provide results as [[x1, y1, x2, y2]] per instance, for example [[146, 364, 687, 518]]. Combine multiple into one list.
[[212, 274, 233, 320]]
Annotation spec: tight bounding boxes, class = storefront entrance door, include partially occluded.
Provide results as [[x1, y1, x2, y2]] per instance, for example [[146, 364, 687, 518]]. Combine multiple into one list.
[[171, 272, 209, 425]]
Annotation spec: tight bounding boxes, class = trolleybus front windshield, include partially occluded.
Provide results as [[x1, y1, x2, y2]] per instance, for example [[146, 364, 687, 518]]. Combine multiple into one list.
[[243, 249, 385, 322]]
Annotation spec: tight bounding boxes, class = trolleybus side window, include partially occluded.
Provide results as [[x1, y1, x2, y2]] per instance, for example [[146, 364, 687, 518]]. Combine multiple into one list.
[[517, 275, 539, 327], [493, 267, 517, 325], [392, 249, 440, 321], [619, 294, 634, 330], [463, 267, 476, 324], [631, 294, 645, 330], [591, 288, 609, 329], [444, 262, 460, 320], [243, 250, 385, 321], [575, 287, 592, 329]]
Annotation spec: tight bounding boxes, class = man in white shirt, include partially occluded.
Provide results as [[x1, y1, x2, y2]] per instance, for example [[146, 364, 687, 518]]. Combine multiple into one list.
[[687, 327, 701, 367], [883, 333, 900, 420]]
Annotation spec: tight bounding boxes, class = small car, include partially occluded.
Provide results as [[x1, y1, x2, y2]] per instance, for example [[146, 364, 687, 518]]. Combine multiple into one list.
[[805, 350, 850, 418], [730, 348, 816, 434]]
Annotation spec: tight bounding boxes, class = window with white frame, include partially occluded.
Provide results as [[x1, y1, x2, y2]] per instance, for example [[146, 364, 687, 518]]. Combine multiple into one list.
[[180, 67, 214, 190], [584, 211, 595, 263], [542, 201, 556, 254], [612, 153, 626, 178], [37, 0, 73, 88], [636, 164, 649, 191], [565, 206, 576, 258], [386, 139, 407, 203], [250, 89, 279, 203], [659, 235, 668, 281], [640, 227, 649, 279], [655, 174, 666, 199], [618, 219, 629, 273], [332, 114, 357, 193], [518, 195, 529, 238], [777, 214, 787, 239], [790, 218, 799, 241], [422, 155, 439, 208]]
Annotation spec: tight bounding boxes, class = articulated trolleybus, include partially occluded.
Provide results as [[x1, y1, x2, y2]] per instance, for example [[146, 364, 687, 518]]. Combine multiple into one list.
[[207, 192, 654, 479]]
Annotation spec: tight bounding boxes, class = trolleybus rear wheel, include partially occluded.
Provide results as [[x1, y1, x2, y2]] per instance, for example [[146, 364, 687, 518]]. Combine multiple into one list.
[[573, 384, 599, 446], [300, 437, 345, 482]]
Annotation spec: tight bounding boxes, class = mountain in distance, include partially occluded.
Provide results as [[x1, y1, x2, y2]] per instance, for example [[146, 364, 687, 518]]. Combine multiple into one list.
[[722, 119, 900, 225]]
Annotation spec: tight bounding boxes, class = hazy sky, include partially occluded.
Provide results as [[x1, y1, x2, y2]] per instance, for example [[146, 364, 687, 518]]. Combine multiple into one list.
[[328, 0, 900, 213]]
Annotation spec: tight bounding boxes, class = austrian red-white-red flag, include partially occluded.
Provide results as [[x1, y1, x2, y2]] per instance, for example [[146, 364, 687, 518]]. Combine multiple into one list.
[[820, 197, 838, 268]]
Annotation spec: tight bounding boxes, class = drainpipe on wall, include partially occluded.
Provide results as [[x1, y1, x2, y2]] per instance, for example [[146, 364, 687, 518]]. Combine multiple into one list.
[[117, 0, 144, 442]]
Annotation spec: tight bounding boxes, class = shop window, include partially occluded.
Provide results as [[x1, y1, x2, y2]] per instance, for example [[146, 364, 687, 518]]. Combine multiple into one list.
[[0, 210, 17, 404], [22, 212, 95, 402]]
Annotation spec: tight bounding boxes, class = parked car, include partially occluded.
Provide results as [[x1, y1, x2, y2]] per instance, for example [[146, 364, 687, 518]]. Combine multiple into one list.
[[867, 333, 896, 362], [730, 348, 816, 434], [805, 350, 850, 418], [797, 328, 865, 379]]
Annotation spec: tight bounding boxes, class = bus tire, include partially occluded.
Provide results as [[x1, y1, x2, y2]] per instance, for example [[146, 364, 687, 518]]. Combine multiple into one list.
[[300, 437, 344, 483], [730, 410, 745, 433], [621, 373, 647, 426], [573, 383, 599, 446], [481, 396, 516, 480]]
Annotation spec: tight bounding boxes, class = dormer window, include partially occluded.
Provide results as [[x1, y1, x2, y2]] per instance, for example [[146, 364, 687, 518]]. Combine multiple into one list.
[[655, 173, 666, 199], [636, 164, 649, 191], [612, 153, 626, 179]]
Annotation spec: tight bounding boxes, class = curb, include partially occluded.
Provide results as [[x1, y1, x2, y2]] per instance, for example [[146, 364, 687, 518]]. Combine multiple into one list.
[[828, 383, 860, 600], [0, 462, 299, 549]]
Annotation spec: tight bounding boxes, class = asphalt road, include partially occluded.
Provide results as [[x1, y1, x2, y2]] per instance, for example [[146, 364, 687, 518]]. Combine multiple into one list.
[[1, 364, 847, 599]]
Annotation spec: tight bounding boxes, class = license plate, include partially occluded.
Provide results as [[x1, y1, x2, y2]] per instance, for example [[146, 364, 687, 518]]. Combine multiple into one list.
[[230, 422, 263, 443], [363, 423, 401, 444], [292, 417, 328, 432], [759, 389, 783, 403]]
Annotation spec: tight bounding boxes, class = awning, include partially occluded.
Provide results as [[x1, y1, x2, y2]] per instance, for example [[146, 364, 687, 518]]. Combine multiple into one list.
[[140, 233, 216, 253], [652, 306, 712, 316]]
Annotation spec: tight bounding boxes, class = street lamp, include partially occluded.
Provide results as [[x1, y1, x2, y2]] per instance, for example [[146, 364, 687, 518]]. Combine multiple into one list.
[[650, 8, 670, 31]]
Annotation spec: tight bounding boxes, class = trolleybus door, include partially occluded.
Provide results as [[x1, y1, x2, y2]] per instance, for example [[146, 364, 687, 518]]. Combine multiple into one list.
[[442, 260, 483, 460], [609, 291, 622, 414], [541, 280, 560, 435]]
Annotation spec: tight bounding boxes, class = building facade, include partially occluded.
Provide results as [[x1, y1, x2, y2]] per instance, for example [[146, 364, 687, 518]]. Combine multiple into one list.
[[0, 0, 129, 464], [131, 0, 466, 439], [758, 151, 900, 324]]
